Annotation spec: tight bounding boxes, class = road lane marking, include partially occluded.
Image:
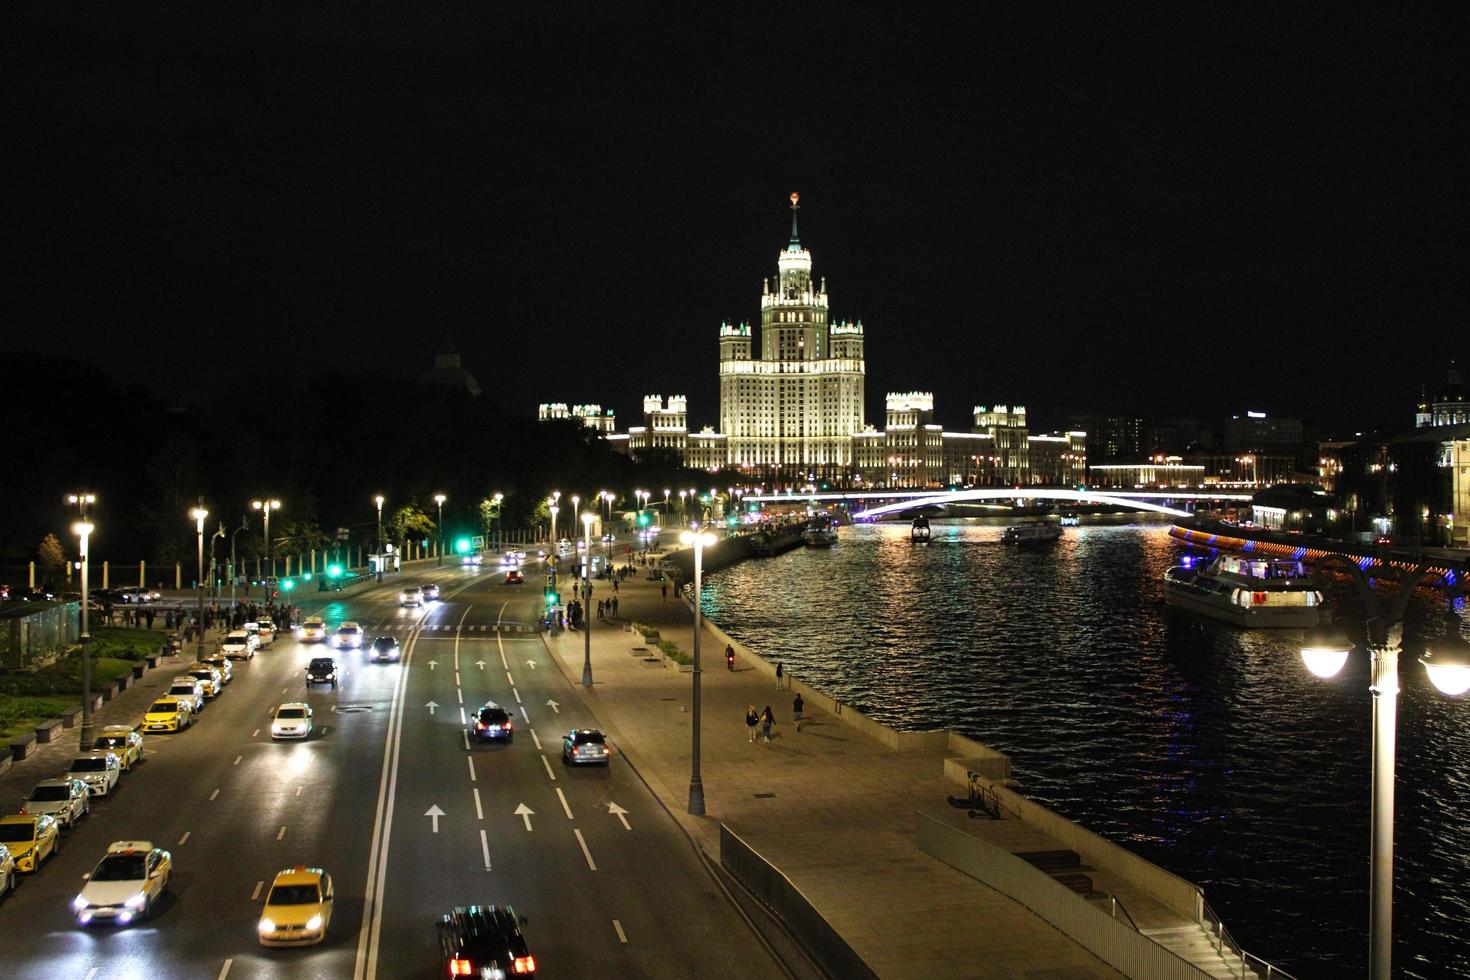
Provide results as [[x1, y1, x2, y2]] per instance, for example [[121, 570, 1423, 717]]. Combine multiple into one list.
[[296, 785, 303, 797], [555, 787, 573, 819], [457, 686, 463, 704], [459, 706, 466, 725], [84, 969, 98, 980], [276, 825, 287, 840], [473, 787, 483, 820], [178, 831, 191, 845], [462, 730, 470, 751], [455, 671, 460, 685], [251, 880, 263, 900], [233, 755, 242, 766], [613, 919, 628, 943], [515, 804, 534, 831], [251, 728, 259, 737], [467, 756, 477, 782], [520, 706, 530, 724], [505, 670, 514, 685], [513, 687, 522, 704], [609, 803, 631, 830], [209, 789, 219, 801], [574, 828, 597, 870], [218, 960, 233, 980], [282, 687, 289, 694], [480, 828, 491, 870], [540, 755, 557, 781], [529, 729, 542, 750], [452, 605, 470, 670]]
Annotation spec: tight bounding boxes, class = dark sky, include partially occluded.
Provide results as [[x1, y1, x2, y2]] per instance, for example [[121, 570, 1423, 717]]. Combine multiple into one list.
[[6, 5, 1468, 436]]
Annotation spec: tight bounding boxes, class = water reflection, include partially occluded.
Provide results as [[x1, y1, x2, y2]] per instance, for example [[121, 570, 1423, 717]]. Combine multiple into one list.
[[701, 520, 1470, 978]]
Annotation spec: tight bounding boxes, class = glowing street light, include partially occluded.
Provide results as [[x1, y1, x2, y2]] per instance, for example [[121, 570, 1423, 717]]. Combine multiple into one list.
[[67, 493, 96, 750], [250, 498, 281, 579], [681, 526, 717, 815], [190, 502, 209, 659], [434, 493, 447, 566]]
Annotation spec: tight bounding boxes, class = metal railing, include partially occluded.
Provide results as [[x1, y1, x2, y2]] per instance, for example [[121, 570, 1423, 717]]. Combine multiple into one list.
[[1106, 893, 1140, 932], [1199, 896, 1297, 979]]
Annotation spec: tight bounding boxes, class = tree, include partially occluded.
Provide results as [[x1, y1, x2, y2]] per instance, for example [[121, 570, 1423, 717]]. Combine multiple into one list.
[[386, 505, 435, 552], [37, 533, 67, 591]]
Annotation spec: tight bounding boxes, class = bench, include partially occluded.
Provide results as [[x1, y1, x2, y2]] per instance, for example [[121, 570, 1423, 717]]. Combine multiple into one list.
[[132, 663, 146, 679], [146, 654, 161, 669], [10, 733, 37, 760], [35, 718, 63, 744], [59, 707, 83, 729]]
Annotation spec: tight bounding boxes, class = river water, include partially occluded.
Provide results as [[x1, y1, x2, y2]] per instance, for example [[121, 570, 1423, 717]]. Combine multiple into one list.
[[698, 519, 1470, 979]]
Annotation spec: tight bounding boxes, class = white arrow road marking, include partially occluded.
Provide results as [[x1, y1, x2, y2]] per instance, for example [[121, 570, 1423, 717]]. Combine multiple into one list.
[[540, 755, 556, 781], [424, 805, 445, 833], [530, 729, 542, 750], [251, 880, 263, 901], [613, 919, 628, 943], [555, 787, 573, 819], [574, 828, 597, 870], [480, 828, 491, 871], [608, 802, 631, 830], [425, 701, 439, 715], [467, 757, 477, 782], [525, 659, 537, 670], [515, 803, 535, 831], [546, 699, 560, 714], [475, 660, 486, 670], [427, 660, 438, 671], [473, 787, 483, 820]]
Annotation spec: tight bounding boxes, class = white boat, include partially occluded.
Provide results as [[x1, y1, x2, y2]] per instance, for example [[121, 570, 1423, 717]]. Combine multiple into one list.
[[1059, 513, 1080, 527], [802, 513, 839, 547], [1002, 520, 1062, 544], [911, 515, 931, 543], [1163, 554, 1323, 628]]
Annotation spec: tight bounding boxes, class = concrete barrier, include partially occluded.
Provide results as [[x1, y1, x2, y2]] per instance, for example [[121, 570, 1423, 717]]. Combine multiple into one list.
[[60, 707, 82, 729], [35, 718, 63, 744], [9, 733, 36, 760]]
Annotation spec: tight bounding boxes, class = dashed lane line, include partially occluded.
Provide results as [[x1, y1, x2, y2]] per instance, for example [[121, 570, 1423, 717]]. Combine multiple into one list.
[[276, 825, 286, 840], [209, 789, 219, 801], [505, 670, 514, 686], [459, 706, 466, 725], [529, 729, 542, 751], [555, 787, 573, 820], [457, 687, 463, 705], [473, 787, 483, 820], [178, 831, 190, 845], [613, 919, 628, 943], [540, 755, 556, 782], [461, 730, 469, 751], [251, 728, 259, 738], [467, 756, 477, 783], [480, 828, 491, 871], [251, 880, 263, 901], [519, 706, 530, 725], [573, 829, 597, 871], [218, 960, 233, 980], [513, 687, 522, 704], [233, 755, 242, 766]]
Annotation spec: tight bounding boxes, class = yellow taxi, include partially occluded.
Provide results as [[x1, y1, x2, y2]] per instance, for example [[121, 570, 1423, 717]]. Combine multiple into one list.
[[258, 865, 334, 946], [0, 813, 61, 873], [93, 725, 144, 770], [143, 696, 194, 733]]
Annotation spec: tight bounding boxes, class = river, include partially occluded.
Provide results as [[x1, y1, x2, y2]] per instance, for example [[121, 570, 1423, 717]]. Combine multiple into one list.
[[698, 519, 1470, 979]]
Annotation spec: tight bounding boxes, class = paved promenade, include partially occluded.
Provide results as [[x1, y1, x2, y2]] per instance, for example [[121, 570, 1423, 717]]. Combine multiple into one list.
[[545, 560, 1137, 979]]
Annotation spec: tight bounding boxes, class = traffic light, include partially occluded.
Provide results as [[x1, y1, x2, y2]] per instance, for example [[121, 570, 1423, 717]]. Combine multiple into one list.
[[637, 512, 651, 528], [302, 572, 312, 581], [280, 578, 295, 592], [455, 537, 472, 554], [327, 563, 344, 579], [544, 588, 558, 608]]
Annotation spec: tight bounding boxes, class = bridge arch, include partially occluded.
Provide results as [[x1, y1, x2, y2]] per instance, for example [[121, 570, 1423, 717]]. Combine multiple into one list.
[[850, 489, 1193, 520]]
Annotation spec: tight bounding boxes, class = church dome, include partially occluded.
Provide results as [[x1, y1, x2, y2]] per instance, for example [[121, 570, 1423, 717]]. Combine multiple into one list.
[[418, 334, 481, 396]]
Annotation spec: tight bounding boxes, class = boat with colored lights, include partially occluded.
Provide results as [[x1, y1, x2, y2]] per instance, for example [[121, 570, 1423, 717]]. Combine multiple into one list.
[[802, 512, 839, 547], [910, 515, 931, 543], [1163, 554, 1323, 628], [1002, 519, 1063, 545]]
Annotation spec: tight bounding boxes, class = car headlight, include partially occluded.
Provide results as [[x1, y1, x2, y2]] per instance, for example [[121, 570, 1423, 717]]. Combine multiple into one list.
[[73, 895, 88, 911], [326, 673, 335, 679], [258, 917, 275, 933], [305, 914, 322, 931], [125, 892, 147, 910]]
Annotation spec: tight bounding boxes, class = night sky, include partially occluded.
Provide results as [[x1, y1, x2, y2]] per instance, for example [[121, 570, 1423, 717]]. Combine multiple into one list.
[[7, 5, 1468, 436]]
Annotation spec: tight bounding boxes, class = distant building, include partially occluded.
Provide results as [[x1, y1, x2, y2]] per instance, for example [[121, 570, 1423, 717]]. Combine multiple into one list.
[[1250, 485, 1337, 534], [538, 403, 616, 432], [1070, 415, 1144, 463], [1415, 361, 1470, 429], [419, 335, 481, 396], [1089, 458, 1205, 489], [1335, 422, 1470, 547]]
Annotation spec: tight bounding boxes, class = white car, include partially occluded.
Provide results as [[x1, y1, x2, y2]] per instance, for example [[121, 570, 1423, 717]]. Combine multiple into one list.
[[0, 844, 15, 901], [298, 617, 328, 642], [399, 586, 423, 607], [73, 840, 171, 926], [271, 703, 313, 740], [461, 553, 483, 566], [332, 622, 364, 649], [221, 630, 257, 660], [256, 619, 277, 646], [22, 778, 91, 829], [167, 678, 206, 714], [67, 752, 122, 798]]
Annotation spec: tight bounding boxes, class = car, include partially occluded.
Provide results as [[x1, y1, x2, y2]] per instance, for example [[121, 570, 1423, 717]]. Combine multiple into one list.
[[92, 726, 144, 770], [499, 553, 519, 568], [0, 813, 60, 873], [200, 652, 234, 685], [67, 752, 122, 798], [21, 778, 90, 829], [332, 621, 364, 649], [258, 865, 334, 946], [399, 586, 423, 607], [370, 636, 401, 662], [600, 533, 616, 543], [271, 703, 313, 740], [298, 616, 328, 642], [561, 729, 611, 766], [185, 664, 223, 699], [117, 587, 148, 604], [73, 840, 172, 926], [505, 569, 524, 585], [221, 630, 257, 660], [461, 553, 483, 567], [305, 657, 338, 688], [470, 702, 514, 742], [255, 618, 277, 646], [0, 844, 15, 900], [143, 696, 193, 732], [167, 678, 206, 714], [422, 583, 441, 601], [437, 905, 536, 978]]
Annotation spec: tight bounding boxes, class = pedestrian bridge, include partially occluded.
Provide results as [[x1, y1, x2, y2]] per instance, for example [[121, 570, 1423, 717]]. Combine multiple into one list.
[[847, 489, 1201, 520]]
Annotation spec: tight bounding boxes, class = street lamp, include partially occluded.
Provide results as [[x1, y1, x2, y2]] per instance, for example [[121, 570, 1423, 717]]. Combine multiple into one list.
[[1300, 557, 1470, 980], [190, 502, 209, 660], [67, 493, 96, 750], [434, 494, 447, 566], [681, 525, 717, 815], [663, 489, 670, 515], [679, 489, 688, 521], [492, 493, 504, 551], [229, 517, 249, 610], [250, 498, 281, 579], [549, 503, 559, 553], [373, 494, 385, 581], [581, 512, 595, 688]]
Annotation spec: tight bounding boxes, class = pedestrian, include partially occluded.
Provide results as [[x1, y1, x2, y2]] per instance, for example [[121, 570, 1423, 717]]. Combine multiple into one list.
[[612, 577, 619, 593], [597, 600, 605, 621], [745, 705, 759, 742], [760, 705, 775, 743], [792, 693, 804, 731], [146, 609, 155, 630], [611, 596, 619, 615], [775, 660, 783, 685], [661, 582, 667, 601]]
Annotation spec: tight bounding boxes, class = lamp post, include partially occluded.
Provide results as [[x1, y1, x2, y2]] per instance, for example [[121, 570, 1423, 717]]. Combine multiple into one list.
[[373, 494, 385, 581], [434, 494, 447, 566], [67, 493, 96, 750], [581, 512, 595, 687], [1301, 556, 1470, 980], [679, 489, 688, 522], [681, 526, 717, 815], [492, 493, 503, 552], [211, 522, 225, 600], [663, 488, 670, 516], [229, 518, 248, 610], [190, 502, 209, 660], [250, 498, 281, 579]]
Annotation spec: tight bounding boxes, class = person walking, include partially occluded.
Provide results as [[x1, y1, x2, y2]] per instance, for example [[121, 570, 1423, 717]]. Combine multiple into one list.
[[775, 660, 783, 686], [792, 693, 805, 731], [745, 705, 759, 743], [611, 595, 619, 616], [760, 705, 775, 743], [660, 581, 668, 601]]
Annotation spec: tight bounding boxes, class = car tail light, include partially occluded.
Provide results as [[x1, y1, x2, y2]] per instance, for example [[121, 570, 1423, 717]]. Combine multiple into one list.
[[513, 956, 536, 974], [448, 958, 473, 976], [475, 722, 486, 730]]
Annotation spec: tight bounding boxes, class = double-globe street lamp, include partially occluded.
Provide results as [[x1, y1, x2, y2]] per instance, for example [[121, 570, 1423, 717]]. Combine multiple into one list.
[[681, 526, 717, 815], [1300, 556, 1470, 980], [434, 494, 447, 566], [67, 493, 96, 750], [190, 502, 209, 660], [374, 494, 385, 581], [250, 498, 281, 581]]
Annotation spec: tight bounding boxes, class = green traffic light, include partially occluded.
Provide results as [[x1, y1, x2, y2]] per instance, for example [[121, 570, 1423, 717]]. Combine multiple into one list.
[[302, 572, 312, 580], [455, 538, 472, 554], [280, 579, 295, 591], [327, 563, 344, 579]]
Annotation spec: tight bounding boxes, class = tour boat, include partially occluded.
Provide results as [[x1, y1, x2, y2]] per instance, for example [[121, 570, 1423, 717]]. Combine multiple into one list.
[[911, 515, 931, 543], [802, 513, 839, 547], [1162, 554, 1323, 628], [1059, 513, 1080, 527], [1002, 519, 1063, 544]]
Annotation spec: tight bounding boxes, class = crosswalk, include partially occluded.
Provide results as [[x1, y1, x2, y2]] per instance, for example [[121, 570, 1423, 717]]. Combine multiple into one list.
[[369, 622, 538, 634]]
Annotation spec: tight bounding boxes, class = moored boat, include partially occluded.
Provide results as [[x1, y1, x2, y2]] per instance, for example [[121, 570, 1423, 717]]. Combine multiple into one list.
[[1002, 519, 1063, 544], [1163, 554, 1323, 628], [802, 512, 839, 547]]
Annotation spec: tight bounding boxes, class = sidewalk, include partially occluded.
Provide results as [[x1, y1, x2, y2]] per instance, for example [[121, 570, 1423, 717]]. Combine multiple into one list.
[[546, 567, 1128, 979]]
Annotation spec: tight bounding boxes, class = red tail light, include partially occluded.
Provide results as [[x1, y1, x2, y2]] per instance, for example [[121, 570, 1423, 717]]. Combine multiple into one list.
[[448, 957, 473, 975], [513, 955, 536, 974]]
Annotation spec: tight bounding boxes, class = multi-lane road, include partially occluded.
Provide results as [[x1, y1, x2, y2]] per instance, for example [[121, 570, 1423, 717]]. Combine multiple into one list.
[[0, 559, 779, 979]]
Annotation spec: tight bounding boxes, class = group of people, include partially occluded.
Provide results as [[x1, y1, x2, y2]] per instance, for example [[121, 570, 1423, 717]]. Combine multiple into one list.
[[745, 693, 805, 743]]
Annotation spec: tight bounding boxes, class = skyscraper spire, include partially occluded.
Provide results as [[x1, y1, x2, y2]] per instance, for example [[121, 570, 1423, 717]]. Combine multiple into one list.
[[789, 191, 800, 245]]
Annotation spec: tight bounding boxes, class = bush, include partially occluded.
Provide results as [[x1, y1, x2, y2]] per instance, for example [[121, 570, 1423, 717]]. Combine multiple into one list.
[[633, 622, 661, 641], [0, 695, 72, 741], [89, 627, 169, 661], [0, 654, 135, 697], [656, 639, 690, 665]]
